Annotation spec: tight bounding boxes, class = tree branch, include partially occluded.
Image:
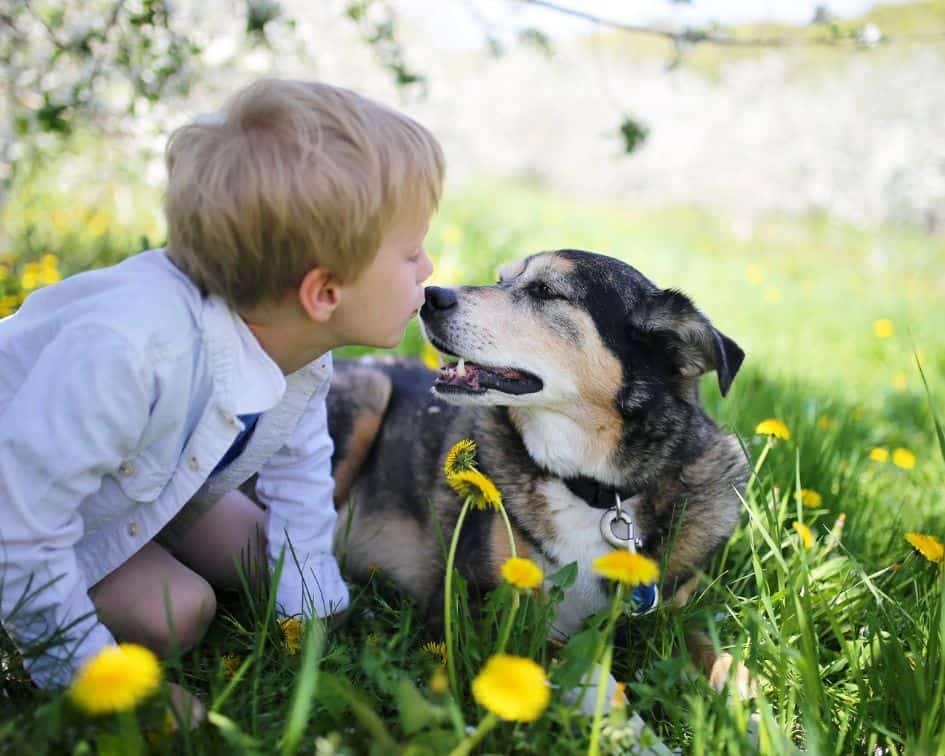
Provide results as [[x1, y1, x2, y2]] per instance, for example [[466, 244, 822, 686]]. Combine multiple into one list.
[[520, 0, 945, 48]]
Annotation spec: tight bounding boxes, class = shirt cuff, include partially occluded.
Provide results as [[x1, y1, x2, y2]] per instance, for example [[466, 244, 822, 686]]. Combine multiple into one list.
[[23, 619, 116, 690], [275, 553, 349, 618]]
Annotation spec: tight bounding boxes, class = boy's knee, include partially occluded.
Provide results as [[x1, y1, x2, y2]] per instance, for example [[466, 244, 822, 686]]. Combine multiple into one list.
[[150, 575, 217, 655]]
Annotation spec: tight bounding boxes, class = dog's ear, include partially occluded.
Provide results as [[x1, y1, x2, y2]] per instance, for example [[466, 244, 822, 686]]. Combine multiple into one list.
[[638, 289, 745, 396]]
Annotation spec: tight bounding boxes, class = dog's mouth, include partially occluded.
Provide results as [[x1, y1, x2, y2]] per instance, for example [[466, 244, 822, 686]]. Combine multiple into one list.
[[428, 339, 543, 397], [436, 360, 543, 396]]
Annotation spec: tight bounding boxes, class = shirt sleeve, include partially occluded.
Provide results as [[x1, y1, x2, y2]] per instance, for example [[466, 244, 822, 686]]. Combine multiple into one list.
[[0, 326, 153, 688], [255, 359, 349, 618]]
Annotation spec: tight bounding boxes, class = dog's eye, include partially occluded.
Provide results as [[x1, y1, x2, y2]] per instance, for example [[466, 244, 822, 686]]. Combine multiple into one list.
[[529, 281, 563, 302]]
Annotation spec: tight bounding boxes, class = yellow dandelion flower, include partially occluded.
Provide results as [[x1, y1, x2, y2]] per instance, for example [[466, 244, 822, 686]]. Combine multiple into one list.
[[278, 617, 304, 655], [500, 557, 544, 590], [447, 468, 502, 510], [869, 447, 889, 463], [429, 667, 449, 695], [793, 522, 814, 549], [873, 319, 894, 339], [222, 654, 242, 678], [421, 341, 441, 371], [20, 263, 41, 291], [799, 489, 822, 508], [422, 640, 448, 666], [817, 415, 836, 430], [892, 371, 908, 391], [593, 550, 660, 586], [39, 267, 61, 285], [905, 533, 944, 565], [892, 448, 916, 470], [755, 418, 791, 440], [69, 643, 161, 715], [444, 438, 477, 478], [471, 654, 550, 723], [0, 295, 18, 318], [745, 264, 764, 285], [764, 286, 781, 304]]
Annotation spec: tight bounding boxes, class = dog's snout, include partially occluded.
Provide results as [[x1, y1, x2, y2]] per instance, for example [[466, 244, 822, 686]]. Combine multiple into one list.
[[424, 286, 458, 313]]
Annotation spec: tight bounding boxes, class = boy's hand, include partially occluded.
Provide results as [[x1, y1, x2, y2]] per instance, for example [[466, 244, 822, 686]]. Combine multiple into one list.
[[167, 682, 205, 730]]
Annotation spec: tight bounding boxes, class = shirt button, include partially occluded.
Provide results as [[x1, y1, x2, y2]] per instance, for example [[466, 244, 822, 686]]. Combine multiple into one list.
[[188, 455, 200, 471], [118, 460, 135, 476], [127, 521, 139, 537], [223, 412, 239, 427]]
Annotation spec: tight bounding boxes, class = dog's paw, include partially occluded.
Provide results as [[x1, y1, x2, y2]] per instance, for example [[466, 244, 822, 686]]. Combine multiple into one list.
[[708, 652, 757, 700]]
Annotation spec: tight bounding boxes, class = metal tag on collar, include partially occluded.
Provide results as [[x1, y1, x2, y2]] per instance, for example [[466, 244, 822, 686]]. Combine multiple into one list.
[[600, 492, 641, 552]]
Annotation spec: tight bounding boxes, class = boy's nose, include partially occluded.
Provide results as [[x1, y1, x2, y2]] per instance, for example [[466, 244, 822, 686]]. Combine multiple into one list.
[[423, 286, 458, 312]]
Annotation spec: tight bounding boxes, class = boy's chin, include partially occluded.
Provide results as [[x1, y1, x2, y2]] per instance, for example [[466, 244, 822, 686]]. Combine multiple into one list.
[[365, 330, 405, 350]]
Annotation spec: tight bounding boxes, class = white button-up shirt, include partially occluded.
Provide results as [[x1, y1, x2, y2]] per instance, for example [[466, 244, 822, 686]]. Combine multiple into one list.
[[0, 249, 348, 689]]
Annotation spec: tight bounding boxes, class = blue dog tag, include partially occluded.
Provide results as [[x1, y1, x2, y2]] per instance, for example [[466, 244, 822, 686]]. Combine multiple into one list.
[[631, 583, 659, 615]]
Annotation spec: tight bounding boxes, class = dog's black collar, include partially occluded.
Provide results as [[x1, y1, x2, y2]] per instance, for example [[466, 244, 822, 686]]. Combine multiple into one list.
[[560, 475, 642, 510]]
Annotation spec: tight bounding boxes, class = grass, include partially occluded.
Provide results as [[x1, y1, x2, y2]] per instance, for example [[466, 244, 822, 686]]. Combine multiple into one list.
[[2, 180, 944, 754]]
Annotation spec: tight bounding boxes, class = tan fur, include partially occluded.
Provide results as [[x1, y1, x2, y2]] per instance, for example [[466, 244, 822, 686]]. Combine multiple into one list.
[[334, 414, 383, 504], [336, 504, 439, 597], [331, 367, 391, 503]]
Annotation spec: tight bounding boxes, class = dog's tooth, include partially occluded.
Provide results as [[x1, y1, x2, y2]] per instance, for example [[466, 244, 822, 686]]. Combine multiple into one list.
[[457, 358, 466, 377]]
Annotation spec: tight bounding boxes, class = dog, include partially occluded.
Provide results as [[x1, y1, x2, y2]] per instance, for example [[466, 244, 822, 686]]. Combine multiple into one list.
[[326, 249, 750, 691]]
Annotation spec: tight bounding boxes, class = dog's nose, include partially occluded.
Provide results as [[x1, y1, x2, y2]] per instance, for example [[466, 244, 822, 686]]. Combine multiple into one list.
[[424, 286, 458, 312]]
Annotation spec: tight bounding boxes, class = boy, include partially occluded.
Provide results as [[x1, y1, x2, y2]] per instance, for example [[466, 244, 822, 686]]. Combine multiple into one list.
[[0, 79, 443, 710]]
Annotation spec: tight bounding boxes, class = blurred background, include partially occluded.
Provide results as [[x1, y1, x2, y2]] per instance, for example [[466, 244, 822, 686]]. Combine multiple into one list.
[[2, 0, 943, 515]]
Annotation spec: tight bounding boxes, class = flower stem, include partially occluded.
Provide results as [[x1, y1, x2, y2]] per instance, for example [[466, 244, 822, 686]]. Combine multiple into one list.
[[448, 712, 498, 756], [494, 501, 520, 655], [495, 590, 519, 655], [587, 583, 624, 756], [496, 501, 518, 559], [117, 710, 144, 756], [587, 643, 615, 756], [445, 498, 472, 700]]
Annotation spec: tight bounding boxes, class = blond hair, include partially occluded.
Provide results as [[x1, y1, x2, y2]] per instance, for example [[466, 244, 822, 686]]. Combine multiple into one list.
[[164, 79, 444, 310]]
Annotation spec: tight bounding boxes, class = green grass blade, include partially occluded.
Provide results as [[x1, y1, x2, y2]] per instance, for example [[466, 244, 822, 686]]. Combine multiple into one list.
[[279, 618, 326, 756], [915, 351, 945, 468]]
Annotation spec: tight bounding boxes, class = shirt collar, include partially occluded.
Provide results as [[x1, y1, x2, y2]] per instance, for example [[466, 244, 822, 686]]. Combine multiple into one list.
[[202, 294, 287, 416]]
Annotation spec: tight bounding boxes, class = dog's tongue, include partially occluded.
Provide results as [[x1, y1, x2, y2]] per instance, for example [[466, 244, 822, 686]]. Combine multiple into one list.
[[437, 362, 529, 390]]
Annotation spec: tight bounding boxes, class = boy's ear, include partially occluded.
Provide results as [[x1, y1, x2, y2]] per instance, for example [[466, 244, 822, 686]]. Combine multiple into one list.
[[637, 289, 745, 396], [298, 266, 341, 323]]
